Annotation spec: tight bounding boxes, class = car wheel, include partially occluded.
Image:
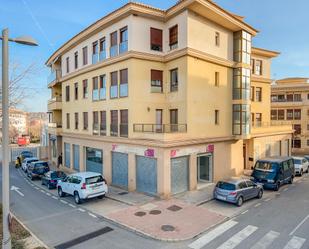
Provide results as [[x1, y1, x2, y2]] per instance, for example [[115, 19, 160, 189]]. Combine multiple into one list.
[[257, 189, 263, 199], [300, 169, 303, 177], [98, 195, 105, 199], [47, 183, 52, 189], [74, 191, 81, 204], [274, 182, 280, 191], [289, 176, 294, 184], [30, 175, 34, 181], [58, 187, 64, 197], [236, 196, 243, 207]]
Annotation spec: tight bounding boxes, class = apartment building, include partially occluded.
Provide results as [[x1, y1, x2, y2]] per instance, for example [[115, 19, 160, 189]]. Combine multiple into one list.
[[46, 0, 292, 198], [271, 77, 309, 154]]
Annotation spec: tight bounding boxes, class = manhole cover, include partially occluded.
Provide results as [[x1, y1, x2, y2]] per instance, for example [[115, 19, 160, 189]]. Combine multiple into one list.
[[134, 211, 146, 217], [161, 225, 175, 232], [118, 192, 129, 195], [149, 210, 161, 215], [167, 205, 182, 212]]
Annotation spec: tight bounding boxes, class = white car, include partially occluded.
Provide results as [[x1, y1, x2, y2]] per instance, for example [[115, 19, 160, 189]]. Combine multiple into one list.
[[57, 172, 108, 204], [292, 157, 309, 176], [21, 157, 39, 172]]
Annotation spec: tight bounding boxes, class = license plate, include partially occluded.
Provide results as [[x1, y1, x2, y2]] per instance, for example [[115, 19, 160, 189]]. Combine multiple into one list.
[[217, 195, 226, 201]]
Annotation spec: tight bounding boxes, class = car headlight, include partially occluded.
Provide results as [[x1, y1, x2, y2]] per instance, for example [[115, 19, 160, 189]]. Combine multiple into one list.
[[267, 179, 275, 183]]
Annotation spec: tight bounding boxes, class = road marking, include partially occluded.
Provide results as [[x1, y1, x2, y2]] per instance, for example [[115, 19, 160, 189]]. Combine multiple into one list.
[[34, 187, 39, 190], [250, 230, 280, 249], [88, 213, 97, 218], [188, 220, 238, 249], [40, 189, 45, 193], [264, 198, 272, 202], [46, 193, 51, 196], [10, 186, 24, 197], [52, 196, 58, 200], [283, 236, 306, 249], [241, 210, 249, 215], [216, 225, 258, 249], [254, 203, 261, 208], [289, 214, 309, 236], [69, 204, 76, 208], [78, 208, 86, 212], [60, 200, 68, 204], [292, 184, 296, 187], [283, 188, 288, 192], [30, 184, 34, 187]]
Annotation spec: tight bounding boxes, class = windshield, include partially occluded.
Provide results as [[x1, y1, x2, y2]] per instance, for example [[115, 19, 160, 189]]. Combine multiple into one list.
[[254, 162, 278, 172], [86, 176, 103, 185], [34, 162, 48, 168], [293, 159, 302, 164], [216, 181, 236, 190], [51, 172, 65, 179], [28, 159, 38, 163]]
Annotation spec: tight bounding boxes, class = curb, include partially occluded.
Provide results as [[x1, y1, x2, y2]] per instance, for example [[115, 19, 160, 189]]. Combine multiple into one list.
[[11, 212, 50, 249]]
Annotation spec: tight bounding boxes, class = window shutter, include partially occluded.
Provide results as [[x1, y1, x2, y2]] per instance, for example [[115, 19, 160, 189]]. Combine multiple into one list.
[[111, 71, 118, 86], [169, 25, 178, 45], [120, 69, 128, 85], [151, 70, 163, 82], [151, 28, 163, 46], [120, 110, 128, 124], [110, 32, 117, 46]]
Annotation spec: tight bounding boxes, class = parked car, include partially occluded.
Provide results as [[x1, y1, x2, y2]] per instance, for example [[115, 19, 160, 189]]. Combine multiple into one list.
[[21, 157, 39, 172], [27, 161, 50, 180], [213, 177, 263, 207], [57, 172, 108, 204], [292, 157, 309, 176], [251, 157, 294, 191], [41, 171, 67, 189], [15, 151, 33, 168]]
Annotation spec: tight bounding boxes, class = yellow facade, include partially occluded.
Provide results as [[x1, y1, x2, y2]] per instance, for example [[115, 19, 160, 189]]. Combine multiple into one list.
[[46, 0, 292, 198]]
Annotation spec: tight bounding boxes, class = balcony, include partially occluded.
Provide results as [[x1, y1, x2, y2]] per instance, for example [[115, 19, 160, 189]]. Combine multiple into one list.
[[110, 45, 118, 58], [110, 85, 118, 98], [271, 99, 303, 107], [48, 122, 62, 135], [92, 53, 99, 64], [47, 97, 62, 111], [99, 50, 106, 61], [119, 41, 128, 54], [133, 124, 187, 133], [92, 89, 99, 101], [251, 121, 293, 136], [99, 88, 106, 100], [120, 83, 128, 97], [47, 69, 61, 86]]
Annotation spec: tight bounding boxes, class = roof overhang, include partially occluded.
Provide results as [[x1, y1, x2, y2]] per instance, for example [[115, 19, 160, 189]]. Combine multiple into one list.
[[252, 47, 280, 58]]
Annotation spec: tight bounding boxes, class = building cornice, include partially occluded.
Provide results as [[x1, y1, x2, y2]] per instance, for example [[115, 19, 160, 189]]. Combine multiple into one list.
[[251, 76, 272, 84], [252, 47, 280, 58], [251, 129, 293, 138]]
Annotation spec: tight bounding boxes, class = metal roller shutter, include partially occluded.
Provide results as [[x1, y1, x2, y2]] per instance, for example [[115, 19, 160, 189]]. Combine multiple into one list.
[[136, 156, 157, 195], [112, 152, 128, 188]]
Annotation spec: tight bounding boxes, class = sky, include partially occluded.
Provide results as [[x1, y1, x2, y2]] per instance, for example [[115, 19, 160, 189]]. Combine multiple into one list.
[[0, 0, 309, 112]]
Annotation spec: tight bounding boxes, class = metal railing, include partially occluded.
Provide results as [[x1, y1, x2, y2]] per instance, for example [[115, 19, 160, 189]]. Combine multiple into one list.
[[93, 123, 99, 135], [120, 124, 128, 137], [100, 124, 106, 136], [271, 99, 303, 103], [110, 124, 118, 136], [48, 122, 62, 128], [133, 124, 187, 133], [92, 53, 99, 64], [119, 41, 128, 54], [47, 69, 61, 84], [110, 45, 118, 57], [252, 121, 294, 127], [99, 50, 106, 61], [48, 96, 62, 104]]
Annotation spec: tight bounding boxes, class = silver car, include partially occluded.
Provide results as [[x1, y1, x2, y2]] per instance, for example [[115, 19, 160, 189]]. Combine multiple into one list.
[[214, 177, 263, 206]]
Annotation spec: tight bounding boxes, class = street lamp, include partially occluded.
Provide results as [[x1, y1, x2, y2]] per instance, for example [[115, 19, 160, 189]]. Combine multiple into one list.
[[0, 28, 38, 249]]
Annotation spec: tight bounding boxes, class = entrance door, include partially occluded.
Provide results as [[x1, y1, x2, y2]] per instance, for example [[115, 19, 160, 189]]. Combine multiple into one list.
[[197, 154, 212, 182], [243, 144, 247, 169]]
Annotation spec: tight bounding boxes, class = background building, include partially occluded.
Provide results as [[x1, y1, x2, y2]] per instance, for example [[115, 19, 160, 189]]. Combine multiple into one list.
[[271, 78, 309, 154], [46, 0, 292, 198]]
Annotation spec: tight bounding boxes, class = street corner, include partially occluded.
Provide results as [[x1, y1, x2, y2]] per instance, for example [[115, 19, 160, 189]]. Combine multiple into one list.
[[106, 199, 227, 241]]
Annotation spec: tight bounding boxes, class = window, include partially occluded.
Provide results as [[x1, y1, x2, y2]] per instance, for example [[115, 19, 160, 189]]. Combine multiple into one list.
[[294, 109, 301, 120], [150, 28, 163, 51], [250, 86, 255, 101], [66, 113, 70, 129], [256, 87, 262, 102], [120, 109, 128, 137], [110, 31, 118, 57], [65, 85, 70, 102], [120, 69, 128, 97], [294, 94, 302, 102], [82, 46, 88, 65], [99, 75, 106, 100], [215, 32, 220, 46], [169, 25, 178, 50], [83, 79, 88, 98], [271, 95, 277, 102], [278, 110, 285, 120], [251, 59, 255, 74], [255, 60, 262, 75], [234, 31, 251, 64], [110, 110, 118, 136], [278, 95, 285, 102], [292, 139, 301, 148], [293, 124, 301, 135], [215, 110, 219, 125], [119, 26, 128, 54], [151, 70, 163, 93], [170, 109, 178, 132], [100, 111, 106, 136], [233, 104, 250, 135], [287, 109, 293, 120], [93, 111, 99, 135], [92, 41, 98, 55], [233, 68, 250, 100], [307, 93, 309, 100], [110, 71, 118, 98], [74, 113, 78, 130], [215, 72, 220, 87], [271, 110, 277, 120], [255, 113, 262, 126], [74, 83, 78, 100], [99, 37, 106, 60], [74, 52, 78, 69], [307, 124, 309, 131], [92, 77, 99, 101], [170, 68, 178, 92], [287, 94, 293, 102], [307, 140, 309, 146], [83, 112, 88, 130], [66, 57, 70, 73]]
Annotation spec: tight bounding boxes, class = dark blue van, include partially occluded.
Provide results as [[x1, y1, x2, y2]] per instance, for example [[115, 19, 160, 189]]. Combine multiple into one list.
[[251, 157, 294, 191]]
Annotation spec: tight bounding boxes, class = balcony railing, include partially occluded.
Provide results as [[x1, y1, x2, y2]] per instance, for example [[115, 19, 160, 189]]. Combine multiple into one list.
[[252, 121, 293, 127], [120, 83, 128, 97], [47, 69, 61, 84], [120, 124, 128, 137], [133, 124, 187, 133], [99, 88, 106, 100], [48, 96, 62, 104], [110, 85, 118, 98], [110, 124, 118, 136], [110, 45, 118, 58], [100, 124, 106, 136], [272, 99, 303, 103], [93, 123, 99, 135], [99, 50, 106, 61], [119, 41, 128, 54], [92, 53, 99, 64], [92, 89, 99, 101], [48, 122, 62, 128]]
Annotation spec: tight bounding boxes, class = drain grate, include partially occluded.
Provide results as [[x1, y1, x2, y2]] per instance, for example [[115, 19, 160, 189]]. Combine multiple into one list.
[[167, 205, 182, 212], [161, 225, 175, 232], [134, 211, 147, 217], [149, 210, 161, 215], [118, 192, 129, 195]]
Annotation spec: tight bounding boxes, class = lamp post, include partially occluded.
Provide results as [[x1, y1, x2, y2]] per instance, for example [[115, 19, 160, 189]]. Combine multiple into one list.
[[1, 28, 38, 249]]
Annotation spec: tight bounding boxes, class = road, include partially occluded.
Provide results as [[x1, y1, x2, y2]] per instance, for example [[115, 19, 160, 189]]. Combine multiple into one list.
[[0, 165, 187, 249]]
